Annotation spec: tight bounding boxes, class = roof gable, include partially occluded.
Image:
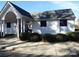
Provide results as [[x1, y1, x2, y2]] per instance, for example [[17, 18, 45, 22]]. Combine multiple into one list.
[[9, 2, 33, 19], [0, 2, 33, 19]]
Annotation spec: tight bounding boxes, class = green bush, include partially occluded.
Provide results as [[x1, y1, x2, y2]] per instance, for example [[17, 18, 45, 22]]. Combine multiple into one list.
[[56, 34, 69, 42], [66, 32, 79, 41], [19, 32, 79, 42], [30, 33, 42, 42], [19, 32, 31, 41], [42, 34, 56, 42]]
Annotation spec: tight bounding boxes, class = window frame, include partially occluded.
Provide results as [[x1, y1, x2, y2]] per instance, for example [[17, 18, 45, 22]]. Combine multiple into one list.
[[60, 19, 67, 26], [40, 20, 47, 27], [7, 22, 11, 28]]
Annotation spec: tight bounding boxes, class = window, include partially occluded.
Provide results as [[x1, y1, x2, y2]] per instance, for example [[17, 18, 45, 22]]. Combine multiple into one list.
[[7, 22, 11, 28], [40, 21, 47, 27], [60, 20, 67, 26]]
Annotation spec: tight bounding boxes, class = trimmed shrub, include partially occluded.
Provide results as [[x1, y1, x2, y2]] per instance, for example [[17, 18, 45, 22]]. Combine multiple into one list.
[[66, 32, 79, 41], [56, 34, 69, 42], [19, 32, 31, 41], [30, 33, 42, 42], [42, 34, 56, 42]]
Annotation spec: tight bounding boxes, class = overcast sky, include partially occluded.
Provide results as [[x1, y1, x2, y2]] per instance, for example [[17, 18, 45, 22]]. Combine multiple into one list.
[[0, 1, 79, 18]]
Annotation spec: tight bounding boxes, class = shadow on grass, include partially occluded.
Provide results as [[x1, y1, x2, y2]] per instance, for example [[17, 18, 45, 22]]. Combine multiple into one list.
[[60, 47, 79, 57], [4, 34, 17, 39], [0, 50, 53, 57], [1, 41, 79, 57], [0, 49, 79, 57], [1, 41, 50, 50]]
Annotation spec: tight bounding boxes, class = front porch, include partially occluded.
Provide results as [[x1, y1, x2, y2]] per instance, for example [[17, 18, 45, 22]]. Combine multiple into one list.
[[0, 2, 33, 38], [0, 11, 32, 38]]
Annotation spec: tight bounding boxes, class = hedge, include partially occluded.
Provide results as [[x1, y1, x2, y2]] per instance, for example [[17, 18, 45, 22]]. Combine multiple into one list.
[[19, 32, 79, 42], [19, 32, 42, 42], [66, 32, 79, 41], [42, 34, 56, 42], [56, 34, 69, 42], [30, 33, 42, 42], [19, 32, 31, 41]]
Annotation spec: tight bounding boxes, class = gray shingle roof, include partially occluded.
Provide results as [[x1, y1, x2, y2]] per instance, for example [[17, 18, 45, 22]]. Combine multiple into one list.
[[33, 9, 76, 20]]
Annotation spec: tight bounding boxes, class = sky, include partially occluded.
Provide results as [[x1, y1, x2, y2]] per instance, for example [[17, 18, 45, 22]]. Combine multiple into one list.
[[0, 1, 79, 18]]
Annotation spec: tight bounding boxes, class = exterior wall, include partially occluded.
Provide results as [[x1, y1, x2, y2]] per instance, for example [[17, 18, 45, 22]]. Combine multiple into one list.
[[60, 20, 75, 34], [1, 19, 75, 35], [1, 21, 26, 35], [4, 23, 16, 35], [2, 21, 27, 36], [32, 20, 75, 34], [32, 20, 60, 34]]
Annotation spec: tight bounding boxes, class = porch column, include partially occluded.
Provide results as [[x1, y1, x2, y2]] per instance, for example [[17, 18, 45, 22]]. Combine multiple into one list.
[[17, 18, 22, 38], [21, 19, 23, 33], [17, 18, 19, 38], [2, 20, 5, 37], [0, 20, 2, 37]]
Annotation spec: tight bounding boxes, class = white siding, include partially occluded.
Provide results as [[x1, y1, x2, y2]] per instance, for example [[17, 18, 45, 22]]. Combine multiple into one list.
[[67, 20, 75, 32], [32, 20, 75, 34], [60, 20, 75, 34], [1, 20, 75, 35], [1, 21, 26, 35], [32, 20, 60, 34], [4, 23, 16, 34]]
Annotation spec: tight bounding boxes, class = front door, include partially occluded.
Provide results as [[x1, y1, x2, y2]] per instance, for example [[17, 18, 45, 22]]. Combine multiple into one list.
[[25, 24, 29, 32]]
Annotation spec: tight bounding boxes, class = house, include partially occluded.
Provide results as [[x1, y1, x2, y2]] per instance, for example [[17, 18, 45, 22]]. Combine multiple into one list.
[[0, 2, 76, 37], [32, 9, 76, 34]]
